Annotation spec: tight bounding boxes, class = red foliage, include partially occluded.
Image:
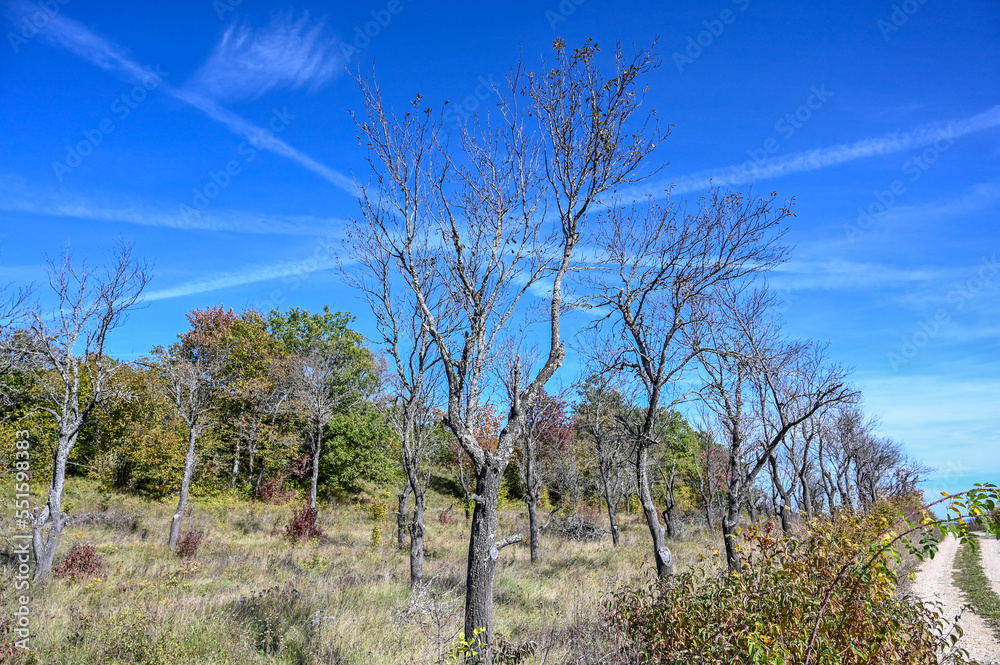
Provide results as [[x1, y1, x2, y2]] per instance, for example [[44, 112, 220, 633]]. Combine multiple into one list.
[[175, 530, 204, 559], [285, 505, 323, 541], [256, 475, 296, 504], [54, 543, 106, 581]]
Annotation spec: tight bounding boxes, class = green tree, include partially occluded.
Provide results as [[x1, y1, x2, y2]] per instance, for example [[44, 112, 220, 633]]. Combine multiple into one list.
[[268, 307, 378, 509]]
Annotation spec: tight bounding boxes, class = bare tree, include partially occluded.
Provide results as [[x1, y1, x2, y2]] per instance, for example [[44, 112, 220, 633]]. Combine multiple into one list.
[[291, 342, 363, 511], [342, 241, 442, 586], [0, 281, 33, 417], [348, 40, 660, 657], [693, 285, 856, 571], [587, 190, 791, 577], [24, 242, 148, 580], [514, 389, 570, 562], [574, 372, 633, 546], [151, 345, 218, 549]]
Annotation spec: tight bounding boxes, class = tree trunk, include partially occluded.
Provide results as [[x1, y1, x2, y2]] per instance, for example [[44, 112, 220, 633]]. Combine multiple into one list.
[[409, 483, 426, 586], [230, 439, 240, 489], [32, 429, 75, 580], [464, 461, 504, 662], [526, 491, 539, 563], [309, 424, 322, 511], [397, 480, 411, 550], [169, 427, 198, 549], [602, 484, 622, 547], [636, 444, 672, 578], [769, 456, 793, 534], [722, 501, 742, 572]]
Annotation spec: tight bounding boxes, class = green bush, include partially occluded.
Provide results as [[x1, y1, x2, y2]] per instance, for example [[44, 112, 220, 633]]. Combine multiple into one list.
[[89, 607, 177, 665], [608, 511, 974, 665]]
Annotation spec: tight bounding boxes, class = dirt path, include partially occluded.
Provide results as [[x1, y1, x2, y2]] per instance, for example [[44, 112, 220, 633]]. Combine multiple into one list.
[[981, 534, 1000, 599], [911, 534, 1000, 663]]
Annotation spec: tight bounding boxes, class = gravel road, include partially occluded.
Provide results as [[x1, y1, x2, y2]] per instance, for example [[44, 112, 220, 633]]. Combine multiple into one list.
[[911, 534, 1000, 664], [981, 534, 1000, 598]]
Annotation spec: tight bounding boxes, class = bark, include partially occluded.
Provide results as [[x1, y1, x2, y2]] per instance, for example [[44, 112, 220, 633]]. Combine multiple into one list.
[[636, 443, 673, 578], [396, 480, 411, 550], [409, 484, 426, 585], [722, 500, 743, 573], [32, 428, 74, 580], [526, 493, 539, 563], [769, 455, 793, 534], [602, 484, 622, 547], [230, 440, 240, 489], [309, 421, 322, 511], [169, 427, 198, 549], [464, 462, 504, 658]]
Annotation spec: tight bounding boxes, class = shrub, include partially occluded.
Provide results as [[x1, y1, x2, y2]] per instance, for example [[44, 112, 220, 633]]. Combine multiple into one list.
[[175, 530, 204, 559], [370, 499, 388, 523], [54, 543, 106, 581], [285, 505, 323, 542], [256, 475, 296, 504], [229, 585, 321, 659], [608, 513, 974, 665], [89, 607, 176, 665]]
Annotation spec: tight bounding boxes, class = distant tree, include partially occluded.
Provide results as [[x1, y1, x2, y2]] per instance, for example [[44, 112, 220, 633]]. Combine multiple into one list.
[[152, 306, 235, 548], [216, 310, 291, 493], [586, 190, 791, 578], [341, 242, 442, 584], [692, 285, 856, 571], [0, 280, 32, 417], [514, 389, 571, 562], [23, 241, 149, 580], [269, 307, 377, 510], [574, 373, 633, 546]]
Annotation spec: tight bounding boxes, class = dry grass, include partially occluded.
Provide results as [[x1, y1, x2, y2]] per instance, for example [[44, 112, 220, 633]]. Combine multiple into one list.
[[0, 479, 718, 664]]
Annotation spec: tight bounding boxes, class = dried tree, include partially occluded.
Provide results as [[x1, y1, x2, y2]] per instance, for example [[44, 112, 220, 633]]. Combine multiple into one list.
[[24, 242, 148, 579], [348, 40, 660, 656], [574, 372, 633, 546], [0, 281, 33, 417], [513, 389, 570, 562], [587, 189, 791, 577], [692, 285, 856, 571], [342, 240, 441, 586], [152, 344, 218, 549]]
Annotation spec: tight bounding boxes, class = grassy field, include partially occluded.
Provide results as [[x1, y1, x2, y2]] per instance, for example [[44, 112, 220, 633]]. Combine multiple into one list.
[[0, 480, 718, 664]]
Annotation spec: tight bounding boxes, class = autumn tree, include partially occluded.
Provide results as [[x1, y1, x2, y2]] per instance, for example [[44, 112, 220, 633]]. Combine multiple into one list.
[[348, 40, 661, 656], [152, 306, 235, 548], [23, 242, 149, 579]]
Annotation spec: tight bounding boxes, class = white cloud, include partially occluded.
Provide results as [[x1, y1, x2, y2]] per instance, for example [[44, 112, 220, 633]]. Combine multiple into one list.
[[633, 105, 1000, 197], [857, 374, 1000, 479], [144, 256, 336, 302], [0, 178, 346, 235], [10, 3, 355, 194], [187, 13, 342, 103]]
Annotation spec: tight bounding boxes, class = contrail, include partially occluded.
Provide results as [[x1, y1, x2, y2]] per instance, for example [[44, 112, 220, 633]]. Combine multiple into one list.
[[7, 1, 357, 195]]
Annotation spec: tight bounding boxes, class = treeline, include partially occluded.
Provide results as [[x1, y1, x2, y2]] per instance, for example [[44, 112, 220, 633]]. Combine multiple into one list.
[[0, 244, 922, 580]]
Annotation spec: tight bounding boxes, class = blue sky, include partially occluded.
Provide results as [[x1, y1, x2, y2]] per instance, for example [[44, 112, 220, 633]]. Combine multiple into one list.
[[1, 0, 998, 494]]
